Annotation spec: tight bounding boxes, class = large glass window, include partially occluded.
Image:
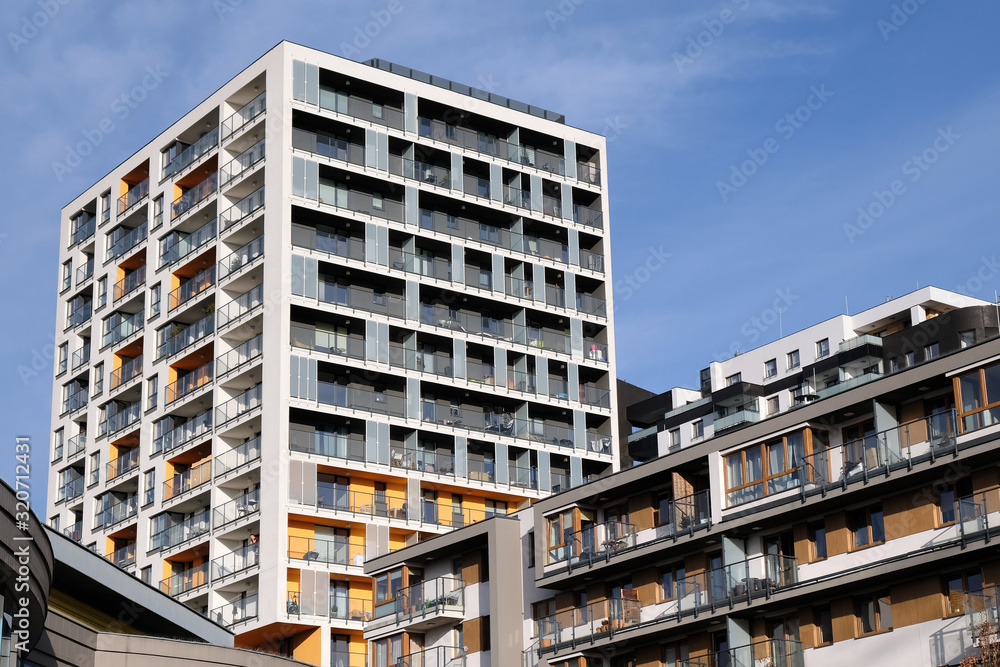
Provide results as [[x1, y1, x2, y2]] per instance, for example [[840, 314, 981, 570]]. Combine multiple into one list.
[[725, 430, 808, 507], [955, 361, 1000, 432]]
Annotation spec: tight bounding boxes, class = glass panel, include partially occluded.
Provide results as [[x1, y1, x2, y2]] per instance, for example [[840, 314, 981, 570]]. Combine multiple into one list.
[[726, 453, 743, 487], [745, 446, 762, 482], [985, 365, 1000, 406], [960, 371, 983, 412]]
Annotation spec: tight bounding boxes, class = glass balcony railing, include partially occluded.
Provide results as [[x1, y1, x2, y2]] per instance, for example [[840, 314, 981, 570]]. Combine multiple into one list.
[[94, 495, 138, 529], [105, 447, 139, 482], [72, 214, 96, 245], [505, 276, 535, 300], [667, 553, 799, 617], [319, 87, 403, 129], [220, 138, 266, 191], [374, 576, 464, 622], [217, 333, 262, 377], [576, 293, 607, 318], [467, 458, 496, 483], [715, 402, 761, 432], [102, 311, 143, 348], [289, 427, 366, 464], [319, 282, 406, 318], [538, 596, 641, 651], [164, 127, 219, 179], [714, 639, 804, 667], [417, 209, 509, 249], [214, 435, 261, 477], [514, 326, 570, 354], [291, 325, 365, 360], [577, 161, 601, 185], [163, 459, 212, 501], [75, 258, 94, 285], [389, 447, 455, 476], [516, 235, 569, 265], [221, 90, 265, 141], [67, 432, 86, 458], [159, 217, 217, 268], [287, 535, 366, 568], [106, 542, 136, 568], [578, 248, 604, 273], [317, 183, 405, 223], [213, 488, 260, 529], [117, 179, 149, 217], [217, 284, 263, 328], [389, 249, 452, 280], [209, 594, 258, 628], [305, 484, 408, 519], [286, 591, 373, 624], [318, 382, 405, 418], [62, 389, 88, 415], [160, 562, 208, 597], [220, 186, 265, 232], [171, 172, 218, 220], [797, 410, 958, 499], [501, 185, 531, 211], [67, 302, 93, 328], [417, 115, 514, 161], [99, 401, 141, 438], [216, 383, 262, 426], [421, 401, 527, 440], [389, 348, 454, 378], [62, 522, 82, 542], [584, 341, 609, 363], [573, 203, 603, 229], [58, 476, 84, 502], [166, 363, 213, 404], [548, 378, 569, 400], [548, 521, 636, 565], [291, 225, 365, 260], [508, 370, 537, 394], [418, 303, 513, 341], [154, 410, 212, 455], [393, 647, 465, 667], [218, 234, 263, 280], [580, 384, 611, 409], [151, 510, 210, 551], [292, 128, 363, 166], [508, 464, 539, 490], [107, 221, 148, 261], [550, 471, 572, 493], [112, 266, 146, 303], [388, 156, 451, 188], [839, 333, 884, 353], [157, 312, 213, 359], [168, 266, 214, 311], [110, 354, 142, 390], [814, 371, 882, 399], [212, 544, 259, 581]]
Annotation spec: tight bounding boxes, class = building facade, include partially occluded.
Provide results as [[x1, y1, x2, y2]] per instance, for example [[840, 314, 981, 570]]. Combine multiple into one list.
[[47, 41, 617, 667], [370, 288, 1000, 667]]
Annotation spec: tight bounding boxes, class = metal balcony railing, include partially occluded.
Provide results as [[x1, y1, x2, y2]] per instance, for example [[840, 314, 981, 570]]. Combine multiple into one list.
[[110, 354, 142, 390], [159, 217, 216, 268], [94, 495, 138, 529], [209, 594, 258, 628], [215, 435, 261, 476], [317, 382, 405, 418], [105, 447, 139, 482], [151, 509, 210, 551], [291, 325, 365, 360], [213, 489, 260, 529], [212, 543, 259, 580], [99, 401, 141, 437], [538, 596, 641, 652], [106, 221, 148, 260], [285, 591, 373, 624], [217, 234, 263, 280], [389, 447, 455, 476], [221, 90, 265, 141], [289, 427, 366, 464], [163, 459, 212, 501], [217, 284, 263, 328], [217, 333, 263, 377], [171, 172, 217, 220], [547, 521, 637, 565], [75, 257, 94, 286], [157, 312, 213, 359], [168, 266, 214, 311], [164, 126, 218, 179], [102, 311, 143, 348], [106, 542, 136, 568], [215, 383, 262, 426], [58, 476, 83, 502], [160, 562, 208, 597], [393, 646, 465, 667], [165, 362, 213, 404], [154, 409, 212, 455], [72, 213, 96, 245], [220, 186, 265, 232], [287, 535, 365, 568], [374, 576, 464, 622], [319, 87, 404, 129], [117, 179, 149, 217], [714, 639, 804, 667]]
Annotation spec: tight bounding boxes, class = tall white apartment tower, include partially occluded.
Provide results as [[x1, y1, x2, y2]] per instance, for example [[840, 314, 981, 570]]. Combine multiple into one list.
[[48, 41, 617, 666]]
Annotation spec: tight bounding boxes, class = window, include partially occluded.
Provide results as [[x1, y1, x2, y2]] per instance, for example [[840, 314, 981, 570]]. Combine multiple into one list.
[[850, 505, 885, 549], [62, 260, 72, 290], [97, 276, 107, 308], [945, 570, 984, 615], [726, 372, 742, 386], [890, 357, 900, 373], [141, 566, 152, 584], [147, 375, 158, 410], [88, 451, 100, 486], [809, 521, 827, 560], [480, 614, 491, 651], [372, 103, 384, 119], [960, 330, 976, 349], [532, 599, 556, 637], [787, 349, 800, 369], [856, 592, 892, 634], [153, 194, 163, 227], [816, 339, 830, 358], [724, 430, 806, 507], [484, 498, 507, 517], [526, 531, 535, 568], [57, 343, 68, 375], [764, 359, 777, 379], [547, 510, 574, 563], [668, 428, 680, 449], [938, 478, 973, 524], [660, 563, 686, 600], [101, 190, 112, 223], [925, 342, 940, 360], [53, 428, 64, 461], [692, 420, 704, 440], [816, 605, 833, 645], [766, 396, 779, 416], [150, 283, 161, 317], [143, 469, 156, 506], [49, 515, 60, 531], [904, 351, 915, 367], [372, 193, 384, 211], [700, 368, 712, 393], [955, 360, 1000, 432], [93, 362, 103, 395], [654, 492, 673, 526]]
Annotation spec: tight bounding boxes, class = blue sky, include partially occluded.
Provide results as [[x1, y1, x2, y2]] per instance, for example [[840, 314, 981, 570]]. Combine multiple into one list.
[[2, 0, 998, 514]]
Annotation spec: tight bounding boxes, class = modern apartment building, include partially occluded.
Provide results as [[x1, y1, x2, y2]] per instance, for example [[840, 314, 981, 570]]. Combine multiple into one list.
[[47, 41, 618, 667], [368, 287, 1000, 667]]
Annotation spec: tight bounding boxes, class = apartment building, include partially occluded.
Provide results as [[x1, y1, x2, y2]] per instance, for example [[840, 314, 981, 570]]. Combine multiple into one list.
[[47, 41, 618, 667], [368, 287, 1000, 667]]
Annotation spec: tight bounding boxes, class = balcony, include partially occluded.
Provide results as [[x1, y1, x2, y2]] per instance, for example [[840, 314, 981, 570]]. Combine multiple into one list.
[[312, 484, 405, 519], [417, 209, 509, 249], [422, 401, 525, 439], [212, 543, 258, 581], [215, 435, 261, 476], [216, 383, 262, 427], [372, 577, 464, 632], [538, 595, 640, 654], [577, 161, 601, 185], [839, 333, 884, 353], [964, 584, 1000, 634], [110, 354, 143, 390], [67, 301, 92, 329], [288, 535, 365, 569], [293, 128, 363, 166], [218, 234, 263, 280], [99, 401, 141, 438], [319, 282, 406, 319], [171, 172, 218, 220], [163, 459, 212, 501], [71, 213, 96, 245], [103, 311, 144, 348], [159, 217, 216, 267], [107, 222, 148, 261], [160, 562, 208, 597], [573, 203, 603, 229], [286, 591, 372, 625], [75, 257, 94, 286], [317, 382, 405, 418], [714, 402, 761, 432], [220, 186, 265, 232], [106, 542, 136, 569], [417, 115, 513, 162], [576, 293, 607, 318], [505, 276, 535, 301], [157, 312, 213, 359], [168, 267, 215, 311], [797, 410, 958, 499], [292, 225, 365, 260], [113, 266, 146, 303], [319, 87, 404, 129], [389, 447, 455, 476], [317, 183, 404, 223], [388, 156, 451, 188], [389, 249, 452, 280], [58, 476, 83, 502], [217, 333, 263, 377], [154, 410, 212, 455], [418, 303, 513, 342], [508, 464, 539, 490], [117, 178, 149, 218], [151, 509, 210, 551], [508, 370, 537, 394], [61, 388, 87, 415], [393, 647, 465, 667], [213, 489, 260, 529], [67, 432, 86, 458], [166, 362, 213, 405], [221, 139, 266, 191], [580, 384, 611, 409], [579, 248, 604, 273], [465, 359, 496, 385], [62, 521, 82, 543], [217, 284, 263, 328], [289, 427, 365, 464], [714, 639, 803, 667], [105, 448, 140, 482], [164, 126, 219, 179], [663, 553, 798, 618], [208, 594, 258, 628], [547, 521, 637, 566], [221, 90, 265, 141], [94, 495, 138, 530], [519, 235, 569, 264], [814, 370, 882, 399], [292, 325, 365, 360], [514, 326, 570, 354]]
